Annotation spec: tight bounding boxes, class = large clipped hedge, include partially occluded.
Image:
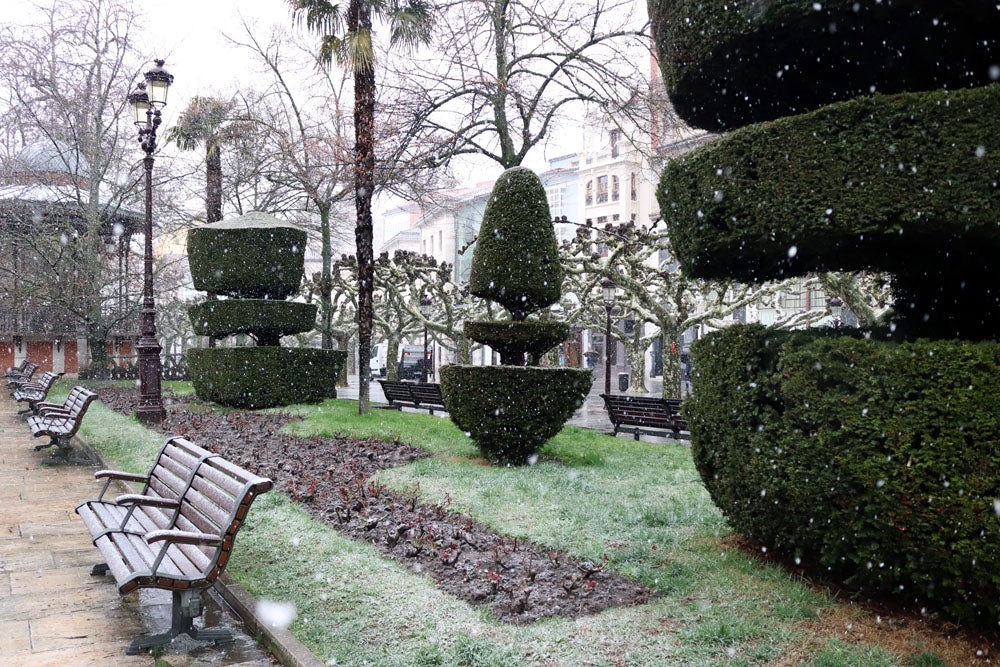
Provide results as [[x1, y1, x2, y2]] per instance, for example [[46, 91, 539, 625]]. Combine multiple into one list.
[[658, 85, 1000, 339], [440, 365, 592, 463], [187, 212, 307, 299], [188, 300, 318, 346], [468, 167, 562, 321], [649, 0, 1000, 131], [464, 320, 570, 365], [188, 347, 345, 409], [687, 324, 1000, 628]]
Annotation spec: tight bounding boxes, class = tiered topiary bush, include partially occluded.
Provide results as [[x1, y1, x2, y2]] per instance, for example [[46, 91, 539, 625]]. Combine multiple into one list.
[[440, 167, 592, 463], [651, 0, 1000, 627], [186, 211, 345, 408]]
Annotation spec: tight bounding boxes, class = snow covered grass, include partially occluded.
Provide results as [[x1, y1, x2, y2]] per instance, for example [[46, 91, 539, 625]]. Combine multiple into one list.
[[76, 394, 962, 666]]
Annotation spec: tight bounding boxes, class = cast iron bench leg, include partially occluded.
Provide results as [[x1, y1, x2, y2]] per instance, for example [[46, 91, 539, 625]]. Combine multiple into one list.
[[90, 563, 110, 576], [126, 590, 233, 655]]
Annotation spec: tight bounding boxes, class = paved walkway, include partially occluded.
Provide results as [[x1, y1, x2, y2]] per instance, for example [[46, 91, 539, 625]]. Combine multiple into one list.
[[0, 394, 275, 666]]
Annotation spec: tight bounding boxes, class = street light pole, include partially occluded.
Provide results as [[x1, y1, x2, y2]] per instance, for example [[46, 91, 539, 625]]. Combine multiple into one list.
[[601, 279, 616, 395], [127, 60, 173, 425], [420, 296, 432, 383]]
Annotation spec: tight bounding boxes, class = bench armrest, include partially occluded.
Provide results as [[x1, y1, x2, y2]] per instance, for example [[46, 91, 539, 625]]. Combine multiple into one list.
[[38, 408, 71, 418], [95, 470, 148, 483], [114, 494, 180, 509], [145, 529, 222, 546]]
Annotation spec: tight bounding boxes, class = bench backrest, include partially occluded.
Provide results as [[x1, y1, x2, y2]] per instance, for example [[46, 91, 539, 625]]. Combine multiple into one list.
[[378, 379, 416, 403], [5, 359, 29, 375], [16, 371, 59, 395], [7, 361, 38, 383], [137, 436, 219, 521], [408, 382, 445, 406], [168, 455, 273, 583]]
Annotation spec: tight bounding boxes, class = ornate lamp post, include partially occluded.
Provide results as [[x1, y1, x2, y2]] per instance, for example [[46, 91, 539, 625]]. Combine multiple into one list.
[[601, 278, 616, 395], [420, 296, 432, 383], [127, 60, 173, 425]]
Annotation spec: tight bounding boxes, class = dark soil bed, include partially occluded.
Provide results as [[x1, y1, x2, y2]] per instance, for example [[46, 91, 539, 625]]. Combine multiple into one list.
[[96, 387, 654, 623]]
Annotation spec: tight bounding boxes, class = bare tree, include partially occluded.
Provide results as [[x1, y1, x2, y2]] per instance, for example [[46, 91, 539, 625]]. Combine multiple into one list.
[[386, 0, 650, 169]]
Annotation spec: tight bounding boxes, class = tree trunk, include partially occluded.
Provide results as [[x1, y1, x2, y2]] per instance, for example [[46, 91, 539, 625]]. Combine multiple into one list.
[[206, 143, 223, 223], [319, 203, 334, 349], [661, 330, 683, 398], [352, 0, 376, 414], [335, 332, 350, 386]]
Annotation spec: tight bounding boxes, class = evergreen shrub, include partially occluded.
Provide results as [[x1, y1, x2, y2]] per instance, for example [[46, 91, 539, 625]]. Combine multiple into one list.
[[464, 320, 570, 365], [688, 324, 1000, 627], [188, 300, 318, 345], [440, 365, 592, 463], [468, 167, 562, 321], [188, 347, 345, 409], [187, 216, 307, 299]]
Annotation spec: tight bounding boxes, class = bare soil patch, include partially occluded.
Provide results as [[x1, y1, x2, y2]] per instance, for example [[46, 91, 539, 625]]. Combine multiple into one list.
[[96, 387, 654, 623]]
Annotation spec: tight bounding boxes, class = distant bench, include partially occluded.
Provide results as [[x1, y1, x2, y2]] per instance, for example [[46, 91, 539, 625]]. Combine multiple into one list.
[[600, 393, 689, 441], [27, 385, 98, 463], [75, 435, 273, 655], [377, 379, 448, 415]]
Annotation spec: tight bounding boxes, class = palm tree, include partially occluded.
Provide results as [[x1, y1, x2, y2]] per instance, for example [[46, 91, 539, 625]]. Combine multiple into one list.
[[288, 0, 432, 414], [168, 96, 236, 223]]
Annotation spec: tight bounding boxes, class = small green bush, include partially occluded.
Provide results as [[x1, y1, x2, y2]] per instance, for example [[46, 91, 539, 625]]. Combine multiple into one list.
[[687, 324, 1000, 628], [188, 347, 346, 409], [649, 0, 1000, 131], [468, 167, 562, 321], [188, 300, 318, 345], [439, 365, 592, 463], [463, 320, 569, 365], [187, 213, 307, 299]]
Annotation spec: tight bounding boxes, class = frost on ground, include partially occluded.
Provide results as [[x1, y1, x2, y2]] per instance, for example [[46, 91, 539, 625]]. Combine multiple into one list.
[[97, 387, 654, 623]]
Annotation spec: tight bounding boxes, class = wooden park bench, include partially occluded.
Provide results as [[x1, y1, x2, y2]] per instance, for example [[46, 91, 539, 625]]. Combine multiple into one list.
[[377, 379, 448, 414], [27, 385, 98, 463], [77, 439, 272, 655], [5, 361, 38, 390], [600, 393, 689, 441], [4, 358, 30, 377], [11, 370, 63, 415]]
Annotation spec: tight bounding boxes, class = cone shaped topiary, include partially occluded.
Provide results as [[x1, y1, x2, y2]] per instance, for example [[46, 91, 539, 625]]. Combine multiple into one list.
[[468, 167, 563, 321]]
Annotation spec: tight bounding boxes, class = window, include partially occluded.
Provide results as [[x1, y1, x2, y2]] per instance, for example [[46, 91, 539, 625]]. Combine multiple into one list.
[[596, 175, 609, 203], [610, 129, 620, 158], [585, 180, 593, 206], [596, 216, 609, 255], [611, 175, 620, 202], [630, 173, 638, 201], [546, 185, 565, 217], [439, 230, 443, 252]]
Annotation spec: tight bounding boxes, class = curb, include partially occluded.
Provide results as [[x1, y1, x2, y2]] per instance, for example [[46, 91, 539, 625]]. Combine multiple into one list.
[[78, 435, 325, 667]]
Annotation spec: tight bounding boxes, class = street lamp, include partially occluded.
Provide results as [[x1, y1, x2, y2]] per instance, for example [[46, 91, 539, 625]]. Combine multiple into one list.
[[127, 59, 173, 425], [419, 296, 432, 383], [828, 296, 843, 329], [601, 278, 616, 395]]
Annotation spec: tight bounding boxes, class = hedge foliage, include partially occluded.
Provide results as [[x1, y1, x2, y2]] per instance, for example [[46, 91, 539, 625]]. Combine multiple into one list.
[[187, 214, 307, 299], [188, 300, 318, 345], [649, 0, 1000, 131], [440, 365, 592, 463], [468, 167, 562, 321], [657, 85, 1000, 339], [687, 324, 1000, 628], [188, 347, 346, 409], [464, 320, 570, 365]]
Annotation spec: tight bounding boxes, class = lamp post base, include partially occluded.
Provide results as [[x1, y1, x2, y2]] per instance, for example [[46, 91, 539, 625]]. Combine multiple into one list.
[[135, 337, 164, 425]]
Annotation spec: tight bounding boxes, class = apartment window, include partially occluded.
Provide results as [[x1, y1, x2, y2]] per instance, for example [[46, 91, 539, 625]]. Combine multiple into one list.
[[611, 175, 620, 202], [439, 230, 443, 252], [596, 175, 609, 203], [546, 185, 565, 217], [585, 180, 593, 206], [610, 129, 620, 158], [630, 172, 638, 201], [429, 235, 434, 255]]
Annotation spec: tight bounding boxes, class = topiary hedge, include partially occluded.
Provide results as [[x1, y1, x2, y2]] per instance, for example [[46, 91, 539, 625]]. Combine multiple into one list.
[[188, 347, 346, 409], [464, 320, 570, 365], [468, 167, 563, 321], [187, 213, 307, 299], [188, 300, 318, 346], [649, 0, 1000, 131], [440, 365, 592, 463], [687, 324, 1000, 628]]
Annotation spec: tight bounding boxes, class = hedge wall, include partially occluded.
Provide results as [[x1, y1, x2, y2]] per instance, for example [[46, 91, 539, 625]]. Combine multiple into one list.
[[188, 300, 318, 345], [188, 347, 346, 409], [187, 214, 307, 299], [468, 167, 563, 321], [649, 0, 1000, 131], [687, 324, 1000, 628], [440, 365, 592, 463]]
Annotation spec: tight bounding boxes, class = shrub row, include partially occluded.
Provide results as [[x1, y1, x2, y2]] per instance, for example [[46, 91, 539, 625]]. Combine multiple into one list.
[[687, 324, 1000, 628], [463, 320, 570, 365], [649, 0, 1000, 131], [188, 300, 318, 345], [188, 347, 346, 409]]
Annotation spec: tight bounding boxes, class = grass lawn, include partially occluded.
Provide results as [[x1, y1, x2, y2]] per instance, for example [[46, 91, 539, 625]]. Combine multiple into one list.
[[70, 382, 970, 666]]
